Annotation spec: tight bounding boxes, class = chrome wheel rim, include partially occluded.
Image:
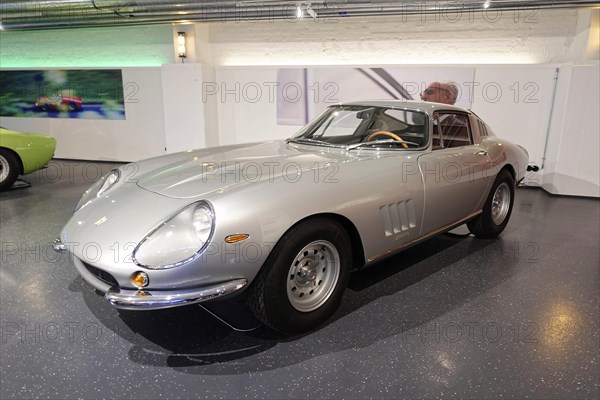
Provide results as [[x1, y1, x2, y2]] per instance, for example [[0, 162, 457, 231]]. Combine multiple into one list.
[[0, 155, 8, 182], [491, 182, 511, 225], [286, 240, 340, 312]]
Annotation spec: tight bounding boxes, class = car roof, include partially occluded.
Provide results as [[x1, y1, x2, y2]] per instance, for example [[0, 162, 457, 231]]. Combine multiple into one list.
[[338, 100, 471, 114]]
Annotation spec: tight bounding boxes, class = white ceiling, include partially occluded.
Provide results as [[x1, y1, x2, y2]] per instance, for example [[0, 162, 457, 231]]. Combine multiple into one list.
[[1, 0, 598, 30]]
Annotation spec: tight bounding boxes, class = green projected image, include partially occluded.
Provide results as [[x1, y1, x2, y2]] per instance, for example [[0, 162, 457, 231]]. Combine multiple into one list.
[[1, 69, 126, 120]]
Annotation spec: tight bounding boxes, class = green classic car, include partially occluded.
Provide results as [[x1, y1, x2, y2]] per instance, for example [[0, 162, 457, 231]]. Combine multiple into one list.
[[0, 127, 57, 190]]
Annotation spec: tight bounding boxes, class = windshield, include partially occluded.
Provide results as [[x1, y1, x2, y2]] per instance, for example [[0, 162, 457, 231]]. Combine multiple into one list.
[[290, 105, 428, 149]]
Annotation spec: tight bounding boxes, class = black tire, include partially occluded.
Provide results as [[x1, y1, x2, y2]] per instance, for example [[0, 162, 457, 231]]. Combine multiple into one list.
[[467, 169, 515, 239], [248, 218, 352, 335], [40, 104, 48, 112], [68, 102, 78, 111], [0, 149, 20, 191]]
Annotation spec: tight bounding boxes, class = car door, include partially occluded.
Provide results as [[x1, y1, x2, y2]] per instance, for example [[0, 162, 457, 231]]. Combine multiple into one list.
[[347, 108, 427, 263], [417, 111, 492, 236]]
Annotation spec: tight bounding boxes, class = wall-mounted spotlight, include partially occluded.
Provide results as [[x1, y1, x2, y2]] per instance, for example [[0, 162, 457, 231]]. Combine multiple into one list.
[[177, 32, 187, 61]]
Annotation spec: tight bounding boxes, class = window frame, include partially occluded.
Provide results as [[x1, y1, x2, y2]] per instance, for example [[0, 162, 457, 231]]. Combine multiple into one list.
[[292, 105, 431, 151], [431, 110, 474, 150]]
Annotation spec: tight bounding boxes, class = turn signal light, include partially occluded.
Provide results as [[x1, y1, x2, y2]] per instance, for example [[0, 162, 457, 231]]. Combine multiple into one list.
[[224, 234, 250, 244], [130, 271, 149, 289]]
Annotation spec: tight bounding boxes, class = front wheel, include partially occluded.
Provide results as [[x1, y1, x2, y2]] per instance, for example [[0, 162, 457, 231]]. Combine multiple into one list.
[[248, 218, 352, 334], [467, 169, 515, 239], [0, 149, 20, 191]]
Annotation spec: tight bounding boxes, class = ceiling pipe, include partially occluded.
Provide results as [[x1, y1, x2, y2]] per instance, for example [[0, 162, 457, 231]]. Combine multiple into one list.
[[1, 0, 598, 30]]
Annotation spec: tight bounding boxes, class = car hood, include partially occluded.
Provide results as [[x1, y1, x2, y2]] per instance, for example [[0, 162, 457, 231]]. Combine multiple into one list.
[[136, 140, 386, 199]]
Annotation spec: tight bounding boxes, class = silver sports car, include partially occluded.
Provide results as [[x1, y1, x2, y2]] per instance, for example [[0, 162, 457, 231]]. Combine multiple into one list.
[[55, 100, 528, 334]]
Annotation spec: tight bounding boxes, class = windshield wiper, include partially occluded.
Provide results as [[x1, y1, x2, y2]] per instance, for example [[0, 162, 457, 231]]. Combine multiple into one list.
[[286, 138, 341, 147], [347, 139, 419, 150]]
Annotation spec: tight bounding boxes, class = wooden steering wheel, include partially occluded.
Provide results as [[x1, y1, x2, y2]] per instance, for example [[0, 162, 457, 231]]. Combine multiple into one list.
[[366, 130, 408, 148]]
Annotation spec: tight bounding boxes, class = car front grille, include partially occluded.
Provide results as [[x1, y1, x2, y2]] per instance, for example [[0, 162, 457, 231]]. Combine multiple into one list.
[[82, 261, 119, 287]]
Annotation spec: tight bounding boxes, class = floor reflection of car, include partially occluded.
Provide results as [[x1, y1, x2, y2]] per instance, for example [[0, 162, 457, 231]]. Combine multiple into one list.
[[0, 127, 57, 190], [35, 95, 83, 111], [54, 100, 529, 335]]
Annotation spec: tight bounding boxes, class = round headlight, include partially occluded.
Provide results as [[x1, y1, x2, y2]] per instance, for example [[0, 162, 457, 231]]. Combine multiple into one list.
[[133, 201, 215, 269], [192, 204, 213, 243]]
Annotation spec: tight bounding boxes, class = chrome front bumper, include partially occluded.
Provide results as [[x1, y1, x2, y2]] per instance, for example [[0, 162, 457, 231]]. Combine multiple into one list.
[[105, 279, 248, 310], [54, 237, 248, 311]]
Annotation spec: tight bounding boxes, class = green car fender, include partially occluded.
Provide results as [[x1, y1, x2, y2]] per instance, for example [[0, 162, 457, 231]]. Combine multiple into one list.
[[0, 128, 57, 175]]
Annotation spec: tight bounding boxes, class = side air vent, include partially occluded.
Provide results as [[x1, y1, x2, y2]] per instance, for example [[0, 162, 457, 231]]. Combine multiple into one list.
[[380, 199, 417, 237]]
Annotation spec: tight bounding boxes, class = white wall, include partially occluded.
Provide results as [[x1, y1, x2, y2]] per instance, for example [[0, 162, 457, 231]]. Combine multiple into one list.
[[206, 7, 599, 196], [470, 65, 558, 169], [161, 64, 207, 153], [214, 68, 300, 145], [0, 68, 167, 162], [208, 9, 586, 66], [214, 64, 559, 184], [542, 63, 600, 197], [212, 65, 487, 145], [0, 7, 598, 196]]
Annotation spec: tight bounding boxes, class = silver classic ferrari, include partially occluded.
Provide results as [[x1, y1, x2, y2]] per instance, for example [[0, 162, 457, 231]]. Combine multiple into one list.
[[55, 100, 528, 334]]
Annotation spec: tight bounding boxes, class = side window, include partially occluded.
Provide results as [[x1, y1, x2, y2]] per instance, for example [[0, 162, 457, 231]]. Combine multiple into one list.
[[434, 112, 471, 149]]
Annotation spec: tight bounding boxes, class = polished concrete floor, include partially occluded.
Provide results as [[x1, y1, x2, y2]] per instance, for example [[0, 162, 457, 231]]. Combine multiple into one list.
[[1, 160, 599, 399]]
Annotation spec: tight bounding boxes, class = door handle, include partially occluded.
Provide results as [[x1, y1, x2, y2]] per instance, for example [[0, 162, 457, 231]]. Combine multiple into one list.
[[475, 150, 488, 156]]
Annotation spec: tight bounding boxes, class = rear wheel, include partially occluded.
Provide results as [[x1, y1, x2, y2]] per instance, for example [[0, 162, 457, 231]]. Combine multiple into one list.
[[248, 218, 351, 334], [0, 149, 20, 191], [467, 169, 515, 238]]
